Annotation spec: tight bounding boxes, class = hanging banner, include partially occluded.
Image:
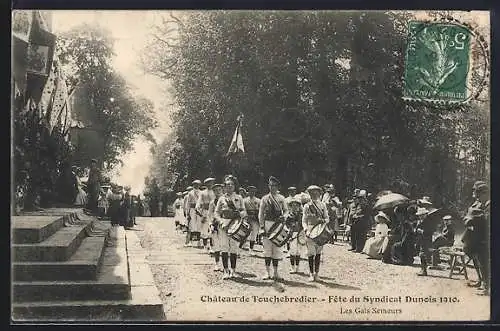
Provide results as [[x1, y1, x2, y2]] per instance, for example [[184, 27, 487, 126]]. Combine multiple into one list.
[[38, 59, 57, 117], [26, 44, 51, 76], [25, 10, 56, 103], [48, 67, 69, 133], [61, 85, 78, 136], [36, 11, 52, 33], [226, 115, 245, 156], [12, 10, 33, 43]]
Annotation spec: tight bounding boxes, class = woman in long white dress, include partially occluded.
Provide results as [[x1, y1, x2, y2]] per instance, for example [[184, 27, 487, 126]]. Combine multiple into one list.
[[74, 176, 88, 206], [362, 211, 390, 259]]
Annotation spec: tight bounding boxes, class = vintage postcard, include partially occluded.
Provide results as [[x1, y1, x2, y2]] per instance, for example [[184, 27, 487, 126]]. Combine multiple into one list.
[[11, 9, 490, 322]]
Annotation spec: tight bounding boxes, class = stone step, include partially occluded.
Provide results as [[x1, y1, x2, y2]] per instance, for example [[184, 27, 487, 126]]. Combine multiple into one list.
[[13, 237, 106, 281], [12, 226, 130, 303], [13, 224, 90, 262], [11, 286, 165, 321], [12, 263, 130, 303], [12, 216, 66, 244], [19, 208, 83, 217]]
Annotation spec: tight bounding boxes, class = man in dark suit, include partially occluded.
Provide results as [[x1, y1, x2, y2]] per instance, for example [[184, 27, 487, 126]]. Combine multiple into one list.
[[462, 181, 490, 296], [86, 159, 101, 215]]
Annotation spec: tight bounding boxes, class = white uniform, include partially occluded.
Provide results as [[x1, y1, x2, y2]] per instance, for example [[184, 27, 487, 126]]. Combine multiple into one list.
[[174, 198, 184, 225], [259, 193, 289, 259], [302, 199, 330, 256], [182, 194, 190, 227], [215, 193, 247, 254], [196, 188, 216, 240], [244, 196, 261, 242], [322, 192, 342, 231], [287, 209, 303, 256], [208, 196, 221, 251], [186, 189, 201, 232]]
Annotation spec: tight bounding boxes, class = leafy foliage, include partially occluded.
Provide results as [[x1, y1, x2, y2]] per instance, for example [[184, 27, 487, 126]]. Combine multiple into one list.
[[143, 11, 489, 211], [57, 23, 158, 170]]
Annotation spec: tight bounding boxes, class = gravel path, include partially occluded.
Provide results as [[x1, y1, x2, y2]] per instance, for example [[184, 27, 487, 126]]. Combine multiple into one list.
[[134, 217, 489, 322]]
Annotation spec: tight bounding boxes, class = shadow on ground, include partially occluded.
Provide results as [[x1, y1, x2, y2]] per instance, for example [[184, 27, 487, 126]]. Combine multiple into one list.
[[315, 279, 361, 290]]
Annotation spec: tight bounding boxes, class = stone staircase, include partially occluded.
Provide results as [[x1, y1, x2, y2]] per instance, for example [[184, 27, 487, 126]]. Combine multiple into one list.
[[12, 209, 165, 321]]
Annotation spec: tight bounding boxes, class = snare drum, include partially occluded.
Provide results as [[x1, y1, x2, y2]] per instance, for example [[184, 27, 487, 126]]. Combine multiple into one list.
[[227, 218, 252, 243], [267, 222, 293, 247], [308, 222, 334, 247]]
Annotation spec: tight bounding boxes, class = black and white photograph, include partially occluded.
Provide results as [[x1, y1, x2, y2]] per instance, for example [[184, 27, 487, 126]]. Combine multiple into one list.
[[11, 9, 490, 322]]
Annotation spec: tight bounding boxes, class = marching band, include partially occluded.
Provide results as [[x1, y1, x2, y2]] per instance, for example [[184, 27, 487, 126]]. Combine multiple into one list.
[[173, 174, 341, 282]]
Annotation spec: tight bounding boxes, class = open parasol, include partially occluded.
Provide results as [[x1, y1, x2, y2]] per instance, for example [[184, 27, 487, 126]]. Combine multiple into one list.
[[373, 193, 409, 210], [420, 208, 450, 234], [423, 208, 451, 224]]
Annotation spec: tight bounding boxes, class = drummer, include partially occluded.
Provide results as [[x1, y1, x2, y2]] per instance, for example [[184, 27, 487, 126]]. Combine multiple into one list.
[[302, 185, 330, 282], [286, 197, 304, 274], [244, 185, 261, 256], [258, 176, 289, 281], [285, 187, 298, 206], [214, 175, 247, 279], [208, 183, 224, 271], [183, 186, 193, 246], [284, 186, 298, 253], [189, 180, 203, 247], [196, 177, 216, 253]]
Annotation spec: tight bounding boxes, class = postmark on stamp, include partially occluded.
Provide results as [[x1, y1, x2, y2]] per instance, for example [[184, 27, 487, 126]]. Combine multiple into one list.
[[403, 19, 489, 104]]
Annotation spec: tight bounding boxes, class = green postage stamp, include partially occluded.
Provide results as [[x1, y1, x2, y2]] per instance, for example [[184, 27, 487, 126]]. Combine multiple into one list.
[[403, 21, 474, 103]]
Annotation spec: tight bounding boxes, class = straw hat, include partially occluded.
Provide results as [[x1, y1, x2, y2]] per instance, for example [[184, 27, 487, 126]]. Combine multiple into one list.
[[306, 185, 322, 193], [415, 207, 429, 216], [204, 178, 215, 184], [418, 196, 433, 207]]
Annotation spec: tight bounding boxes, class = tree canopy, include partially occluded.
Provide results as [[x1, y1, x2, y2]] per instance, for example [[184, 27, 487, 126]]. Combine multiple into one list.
[[57, 23, 158, 170], [143, 11, 489, 211]]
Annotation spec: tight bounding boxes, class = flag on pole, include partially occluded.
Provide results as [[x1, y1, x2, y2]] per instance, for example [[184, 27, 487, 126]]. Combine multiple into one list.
[[226, 115, 245, 156]]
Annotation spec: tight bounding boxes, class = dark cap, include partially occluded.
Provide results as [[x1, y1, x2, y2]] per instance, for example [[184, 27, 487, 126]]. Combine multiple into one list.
[[288, 186, 297, 191], [213, 183, 223, 189], [268, 176, 280, 185], [247, 185, 257, 191]]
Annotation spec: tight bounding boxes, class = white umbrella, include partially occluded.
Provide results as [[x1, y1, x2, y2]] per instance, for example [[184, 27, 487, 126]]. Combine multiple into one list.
[[373, 193, 409, 210]]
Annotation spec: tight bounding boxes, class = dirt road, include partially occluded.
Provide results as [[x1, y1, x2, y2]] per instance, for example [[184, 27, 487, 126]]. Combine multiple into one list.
[[134, 217, 489, 322]]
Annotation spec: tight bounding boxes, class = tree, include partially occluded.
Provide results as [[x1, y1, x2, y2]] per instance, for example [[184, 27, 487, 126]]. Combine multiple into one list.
[[57, 23, 158, 170], [143, 11, 489, 211]]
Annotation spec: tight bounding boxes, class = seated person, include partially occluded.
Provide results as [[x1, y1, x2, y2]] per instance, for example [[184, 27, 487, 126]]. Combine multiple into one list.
[[362, 211, 390, 259], [429, 215, 455, 267], [433, 215, 455, 248]]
